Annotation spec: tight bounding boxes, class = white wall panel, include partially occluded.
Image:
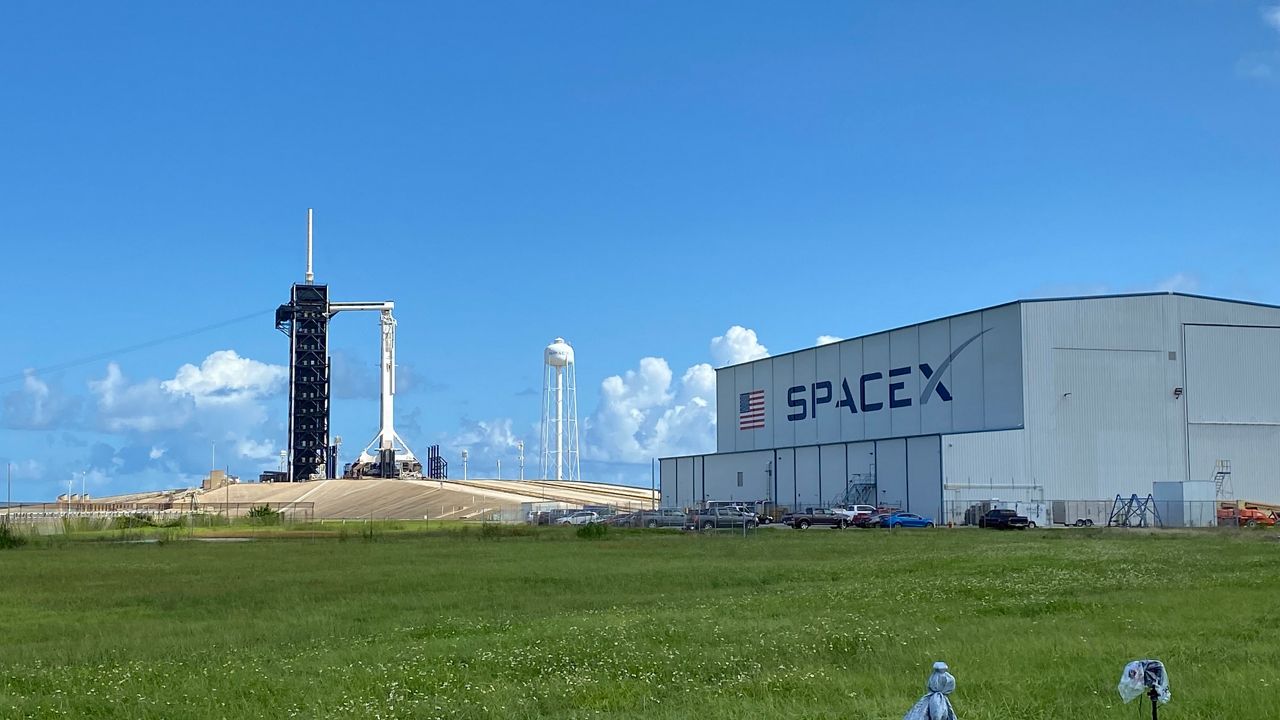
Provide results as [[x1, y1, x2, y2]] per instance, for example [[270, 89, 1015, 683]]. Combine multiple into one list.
[[982, 304, 1025, 430], [1048, 348, 1168, 499], [838, 338, 866, 442], [941, 429, 1031, 491], [815, 344, 842, 444], [889, 326, 922, 437], [792, 349, 818, 446], [659, 458, 678, 507], [775, 447, 796, 509], [907, 435, 942, 520], [716, 369, 735, 453], [703, 451, 773, 504], [676, 457, 696, 507], [1188, 425, 1280, 503], [771, 355, 795, 450], [918, 320, 953, 434], [819, 443, 846, 505], [862, 332, 892, 439], [752, 358, 774, 449], [947, 312, 987, 433], [734, 365, 757, 452], [875, 438, 908, 510], [1185, 325, 1280, 424], [794, 445, 821, 509]]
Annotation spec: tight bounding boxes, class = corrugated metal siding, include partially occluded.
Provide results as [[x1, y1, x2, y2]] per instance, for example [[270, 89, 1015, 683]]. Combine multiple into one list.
[[1187, 425, 1280, 501], [1021, 294, 1280, 502], [942, 429, 1031, 489], [1185, 325, 1280, 423]]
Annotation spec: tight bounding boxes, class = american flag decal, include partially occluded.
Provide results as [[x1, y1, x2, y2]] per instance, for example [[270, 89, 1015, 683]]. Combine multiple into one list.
[[739, 390, 765, 430]]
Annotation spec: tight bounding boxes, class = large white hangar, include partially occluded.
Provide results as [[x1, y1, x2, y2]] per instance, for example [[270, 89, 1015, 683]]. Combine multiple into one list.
[[659, 293, 1280, 522]]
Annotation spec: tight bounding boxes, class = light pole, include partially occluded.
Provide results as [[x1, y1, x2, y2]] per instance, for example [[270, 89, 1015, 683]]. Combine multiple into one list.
[[80, 470, 86, 511], [461, 450, 468, 481], [497, 459, 502, 481], [5, 462, 11, 524], [517, 441, 525, 482]]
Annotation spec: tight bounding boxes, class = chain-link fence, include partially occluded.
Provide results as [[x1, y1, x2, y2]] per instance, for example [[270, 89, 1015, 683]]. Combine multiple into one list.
[[0, 501, 315, 533], [940, 499, 1267, 529]]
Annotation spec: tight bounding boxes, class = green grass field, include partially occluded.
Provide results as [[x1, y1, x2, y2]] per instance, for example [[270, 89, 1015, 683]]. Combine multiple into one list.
[[1, 526, 1277, 719]]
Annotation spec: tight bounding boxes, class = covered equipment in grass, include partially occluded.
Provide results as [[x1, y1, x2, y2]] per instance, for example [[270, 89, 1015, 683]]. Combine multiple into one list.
[[903, 661, 958, 720]]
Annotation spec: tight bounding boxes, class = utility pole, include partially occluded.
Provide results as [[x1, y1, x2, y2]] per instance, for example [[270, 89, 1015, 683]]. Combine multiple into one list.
[[517, 441, 525, 482]]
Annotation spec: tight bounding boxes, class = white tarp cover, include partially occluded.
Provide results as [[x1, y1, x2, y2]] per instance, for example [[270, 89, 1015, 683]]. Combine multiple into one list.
[[1118, 660, 1170, 704], [903, 662, 958, 720]]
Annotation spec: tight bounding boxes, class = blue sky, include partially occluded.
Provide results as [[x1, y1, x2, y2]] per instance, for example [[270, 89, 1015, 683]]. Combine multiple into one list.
[[2, 1, 1278, 499]]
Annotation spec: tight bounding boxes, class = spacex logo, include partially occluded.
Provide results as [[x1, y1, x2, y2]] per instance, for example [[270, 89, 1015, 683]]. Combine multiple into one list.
[[784, 329, 990, 422]]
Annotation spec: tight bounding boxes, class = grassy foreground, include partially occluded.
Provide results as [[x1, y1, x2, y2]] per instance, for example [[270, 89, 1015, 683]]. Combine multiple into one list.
[[1, 527, 1277, 719]]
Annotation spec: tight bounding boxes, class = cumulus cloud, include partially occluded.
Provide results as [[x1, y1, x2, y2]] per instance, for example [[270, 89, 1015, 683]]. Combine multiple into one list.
[[584, 327, 763, 464], [91, 363, 193, 433], [1, 371, 81, 429], [816, 335, 842, 346], [80, 350, 287, 481], [710, 326, 769, 367], [161, 350, 286, 404]]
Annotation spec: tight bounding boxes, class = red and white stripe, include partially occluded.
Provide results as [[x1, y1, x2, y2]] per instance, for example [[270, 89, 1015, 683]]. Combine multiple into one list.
[[739, 390, 766, 430]]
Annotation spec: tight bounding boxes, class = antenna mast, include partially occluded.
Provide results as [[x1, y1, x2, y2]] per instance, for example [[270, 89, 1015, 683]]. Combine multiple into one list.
[[305, 208, 315, 284]]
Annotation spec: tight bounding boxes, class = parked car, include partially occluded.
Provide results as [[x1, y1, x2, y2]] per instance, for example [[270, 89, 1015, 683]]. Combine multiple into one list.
[[978, 508, 1030, 530], [832, 504, 877, 521], [557, 511, 599, 526], [603, 512, 638, 527], [881, 512, 934, 528], [780, 508, 850, 530], [635, 508, 687, 528], [854, 512, 890, 528], [684, 507, 759, 531]]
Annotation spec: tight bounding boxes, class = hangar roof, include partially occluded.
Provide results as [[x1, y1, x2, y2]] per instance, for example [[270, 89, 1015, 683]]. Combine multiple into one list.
[[716, 292, 1280, 370]]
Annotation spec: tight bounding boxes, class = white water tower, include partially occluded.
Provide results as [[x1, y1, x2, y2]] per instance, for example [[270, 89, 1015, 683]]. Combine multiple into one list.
[[540, 337, 581, 482]]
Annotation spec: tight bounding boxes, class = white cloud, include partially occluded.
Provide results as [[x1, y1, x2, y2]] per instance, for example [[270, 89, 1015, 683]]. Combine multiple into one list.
[[710, 326, 769, 367], [234, 438, 278, 462], [1264, 5, 1280, 33], [1237, 54, 1275, 78], [816, 335, 842, 346], [584, 328, 760, 464], [161, 350, 287, 405], [87, 351, 286, 474], [1, 371, 80, 429], [447, 418, 524, 460], [91, 363, 192, 433], [1152, 272, 1200, 293]]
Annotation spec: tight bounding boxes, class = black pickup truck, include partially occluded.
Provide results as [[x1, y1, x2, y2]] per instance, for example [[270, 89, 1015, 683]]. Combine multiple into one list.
[[977, 508, 1031, 530], [779, 508, 850, 530]]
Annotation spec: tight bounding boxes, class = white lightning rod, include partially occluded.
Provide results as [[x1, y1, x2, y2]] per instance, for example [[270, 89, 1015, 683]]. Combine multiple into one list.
[[305, 208, 315, 284]]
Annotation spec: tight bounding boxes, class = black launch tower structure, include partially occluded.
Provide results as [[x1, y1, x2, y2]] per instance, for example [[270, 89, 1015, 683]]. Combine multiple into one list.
[[275, 283, 330, 481]]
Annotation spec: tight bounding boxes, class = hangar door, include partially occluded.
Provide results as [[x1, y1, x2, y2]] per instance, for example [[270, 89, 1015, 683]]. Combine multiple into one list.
[[873, 436, 943, 520], [1185, 324, 1280, 502]]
